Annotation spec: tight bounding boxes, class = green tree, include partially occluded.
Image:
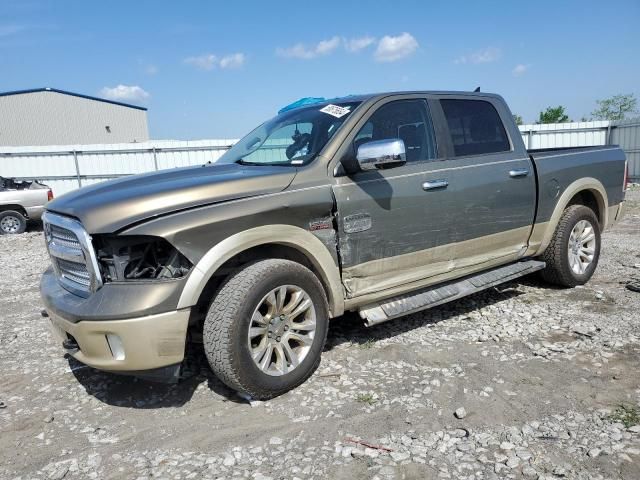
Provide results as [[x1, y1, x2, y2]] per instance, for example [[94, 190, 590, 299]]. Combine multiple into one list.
[[537, 106, 569, 124], [591, 93, 638, 121], [513, 114, 523, 125]]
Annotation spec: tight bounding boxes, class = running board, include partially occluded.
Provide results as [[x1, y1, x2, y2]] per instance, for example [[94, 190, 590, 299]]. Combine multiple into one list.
[[358, 260, 546, 327]]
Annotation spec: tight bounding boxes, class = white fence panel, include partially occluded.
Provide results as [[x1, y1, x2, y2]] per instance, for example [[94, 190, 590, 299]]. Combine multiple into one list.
[[0, 139, 239, 195], [2, 119, 639, 197], [153, 139, 235, 170], [1, 148, 77, 179], [518, 121, 609, 149], [44, 179, 84, 196]]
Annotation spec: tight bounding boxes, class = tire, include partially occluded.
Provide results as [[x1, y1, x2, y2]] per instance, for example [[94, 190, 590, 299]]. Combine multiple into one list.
[[0, 210, 27, 235], [540, 205, 601, 287], [203, 259, 329, 399]]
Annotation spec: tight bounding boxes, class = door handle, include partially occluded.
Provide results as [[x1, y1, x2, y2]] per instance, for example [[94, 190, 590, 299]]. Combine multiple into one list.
[[422, 179, 449, 191], [509, 168, 529, 178]]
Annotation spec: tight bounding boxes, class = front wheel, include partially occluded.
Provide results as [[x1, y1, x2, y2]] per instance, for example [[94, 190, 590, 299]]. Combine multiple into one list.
[[540, 204, 601, 287], [203, 259, 329, 399]]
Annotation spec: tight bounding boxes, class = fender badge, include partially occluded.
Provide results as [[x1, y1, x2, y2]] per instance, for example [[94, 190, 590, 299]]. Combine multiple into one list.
[[343, 213, 372, 233], [309, 218, 333, 231]]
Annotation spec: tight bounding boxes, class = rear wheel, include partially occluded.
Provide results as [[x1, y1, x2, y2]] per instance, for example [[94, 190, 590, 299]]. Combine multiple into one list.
[[540, 205, 601, 287], [0, 210, 27, 235], [203, 259, 329, 399]]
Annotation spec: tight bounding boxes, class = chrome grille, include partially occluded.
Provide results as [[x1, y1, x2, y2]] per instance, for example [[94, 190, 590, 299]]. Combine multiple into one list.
[[50, 225, 83, 252], [43, 212, 103, 297], [55, 258, 91, 287]]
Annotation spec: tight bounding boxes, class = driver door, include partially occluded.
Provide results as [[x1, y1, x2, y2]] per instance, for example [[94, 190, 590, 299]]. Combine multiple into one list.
[[332, 97, 457, 298]]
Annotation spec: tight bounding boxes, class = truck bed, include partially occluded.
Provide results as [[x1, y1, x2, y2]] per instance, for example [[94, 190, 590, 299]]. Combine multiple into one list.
[[529, 144, 626, 229]]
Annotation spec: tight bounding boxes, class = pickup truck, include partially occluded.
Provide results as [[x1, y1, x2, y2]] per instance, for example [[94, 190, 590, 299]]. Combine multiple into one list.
[[40, 91, 628, 399], [0, 177, 53, 234]]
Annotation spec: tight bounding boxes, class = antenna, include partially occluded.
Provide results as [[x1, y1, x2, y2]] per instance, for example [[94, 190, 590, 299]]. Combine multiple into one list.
[[473, 87, 481, 92]]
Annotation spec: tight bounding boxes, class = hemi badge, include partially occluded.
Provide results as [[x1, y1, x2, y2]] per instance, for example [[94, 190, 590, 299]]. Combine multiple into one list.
[[309, 218, 333, 231]]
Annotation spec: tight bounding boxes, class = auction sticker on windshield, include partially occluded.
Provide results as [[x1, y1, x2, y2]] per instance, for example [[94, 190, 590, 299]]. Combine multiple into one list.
[[320, 104, 351, 118]]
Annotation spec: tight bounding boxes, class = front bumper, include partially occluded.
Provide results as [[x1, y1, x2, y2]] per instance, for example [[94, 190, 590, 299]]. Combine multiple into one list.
[[41, 267, 190, 374], [47, 308, 190, 372], [40, 266, 188, 322]]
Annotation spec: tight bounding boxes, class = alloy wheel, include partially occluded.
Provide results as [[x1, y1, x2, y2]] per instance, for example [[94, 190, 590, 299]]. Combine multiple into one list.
[[247, 285, 316, 376], [568, 219, 597, 275]]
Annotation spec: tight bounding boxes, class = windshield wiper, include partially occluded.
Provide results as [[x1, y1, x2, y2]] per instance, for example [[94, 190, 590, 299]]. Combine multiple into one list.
[[236, 159, 296, 167], [236, 159, 265, 166]]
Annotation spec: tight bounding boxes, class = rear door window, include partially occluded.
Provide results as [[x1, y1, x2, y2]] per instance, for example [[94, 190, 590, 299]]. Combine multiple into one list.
[[440, 99, 511, 157]]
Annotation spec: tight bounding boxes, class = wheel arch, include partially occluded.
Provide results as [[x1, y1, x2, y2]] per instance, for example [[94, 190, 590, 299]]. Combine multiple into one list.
[[567, 189, 604, 226], [536, 177, 608, 256], [177, 225, 344, 317], [0, 204, 28, 217]]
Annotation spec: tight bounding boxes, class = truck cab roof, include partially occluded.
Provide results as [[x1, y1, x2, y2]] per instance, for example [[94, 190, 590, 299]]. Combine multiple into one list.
[[280, 91, 504, 113]]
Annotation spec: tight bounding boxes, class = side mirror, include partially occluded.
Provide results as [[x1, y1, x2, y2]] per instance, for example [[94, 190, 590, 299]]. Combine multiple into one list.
[[356, 139, 406, 171]]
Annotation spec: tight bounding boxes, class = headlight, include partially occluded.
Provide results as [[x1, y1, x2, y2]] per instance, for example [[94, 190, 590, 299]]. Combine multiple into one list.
[[94, 235, 193, 282]]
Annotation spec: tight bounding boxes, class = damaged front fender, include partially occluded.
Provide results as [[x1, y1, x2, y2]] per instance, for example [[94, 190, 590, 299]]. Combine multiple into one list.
[[177, 224, 345, 317]]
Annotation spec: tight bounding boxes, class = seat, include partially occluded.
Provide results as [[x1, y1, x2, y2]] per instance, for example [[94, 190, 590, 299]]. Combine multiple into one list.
[[399, 124, 424, 162]]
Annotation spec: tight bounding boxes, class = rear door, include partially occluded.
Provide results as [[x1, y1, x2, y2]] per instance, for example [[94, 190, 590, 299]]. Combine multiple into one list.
[[434, 96, 536, 270]]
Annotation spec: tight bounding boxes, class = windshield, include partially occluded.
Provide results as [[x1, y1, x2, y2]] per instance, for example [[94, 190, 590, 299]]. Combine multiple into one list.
[[218, 101, 361, 166]]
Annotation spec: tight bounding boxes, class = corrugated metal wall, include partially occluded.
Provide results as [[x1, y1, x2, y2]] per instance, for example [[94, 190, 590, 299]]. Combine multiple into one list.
[[519, 121, 610, 149], [609, 119, 640, 180], [0, 90, 149, 146], [0, 139, 237, 195], [1, 118, 639, 196]]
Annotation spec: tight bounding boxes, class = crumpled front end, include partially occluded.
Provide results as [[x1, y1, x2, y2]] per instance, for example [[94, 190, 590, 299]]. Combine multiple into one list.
[[40, 211, 193, 380]]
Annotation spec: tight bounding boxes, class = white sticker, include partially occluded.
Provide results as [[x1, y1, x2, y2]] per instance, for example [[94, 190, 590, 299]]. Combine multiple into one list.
[[319, 104, 351, 118]]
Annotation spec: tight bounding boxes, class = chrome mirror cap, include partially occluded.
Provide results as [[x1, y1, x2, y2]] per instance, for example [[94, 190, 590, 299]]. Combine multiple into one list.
[[356, 138, 406, 171]]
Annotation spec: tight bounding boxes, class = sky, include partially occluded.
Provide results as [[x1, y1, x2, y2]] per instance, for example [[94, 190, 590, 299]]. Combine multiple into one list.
[[1, 0, 639, 140]]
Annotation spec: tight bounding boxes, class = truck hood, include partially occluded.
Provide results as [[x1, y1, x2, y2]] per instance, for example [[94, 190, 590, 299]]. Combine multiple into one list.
[[46, 163, 297, 233]]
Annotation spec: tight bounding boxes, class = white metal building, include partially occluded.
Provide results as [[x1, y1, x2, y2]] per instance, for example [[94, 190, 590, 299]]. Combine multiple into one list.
[[0, 88, 149, 146]]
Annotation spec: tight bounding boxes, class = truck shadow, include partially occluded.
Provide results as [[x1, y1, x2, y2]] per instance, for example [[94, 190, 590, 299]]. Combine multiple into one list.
[[68, 348, 245, 409], [26, 220, 43, 233], [325, 279, 533, 350], [69, 277, 539, 408]]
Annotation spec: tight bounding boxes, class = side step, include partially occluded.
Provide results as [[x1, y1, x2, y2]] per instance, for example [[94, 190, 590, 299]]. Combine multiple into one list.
[[358, 260, 546, 327]]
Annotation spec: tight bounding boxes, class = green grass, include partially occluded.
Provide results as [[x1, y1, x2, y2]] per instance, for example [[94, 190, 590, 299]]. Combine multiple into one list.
[[608, 404, 640, 428], [358, 339, 376, 349], [356, 393, 377, 406]]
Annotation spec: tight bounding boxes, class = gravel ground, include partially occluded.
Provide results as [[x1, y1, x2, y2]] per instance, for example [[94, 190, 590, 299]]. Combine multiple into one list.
[[1, 190, 640, 480]]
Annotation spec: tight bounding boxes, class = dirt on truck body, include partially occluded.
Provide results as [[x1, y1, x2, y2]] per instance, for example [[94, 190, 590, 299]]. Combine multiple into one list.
[[40, 90, 628, 400]]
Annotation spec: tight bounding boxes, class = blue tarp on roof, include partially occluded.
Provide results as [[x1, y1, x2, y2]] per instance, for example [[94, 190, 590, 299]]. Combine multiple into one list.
[[278, 97, 326, 114], [278, 95, 359, 114]]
